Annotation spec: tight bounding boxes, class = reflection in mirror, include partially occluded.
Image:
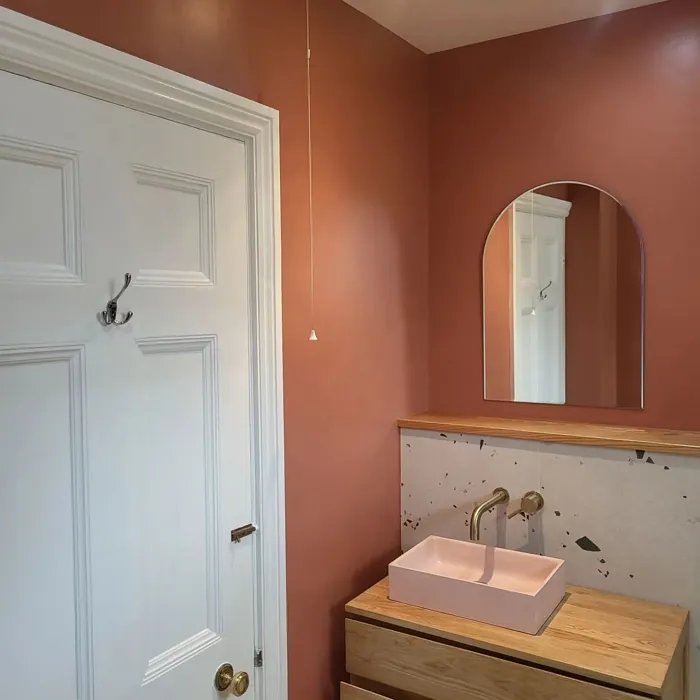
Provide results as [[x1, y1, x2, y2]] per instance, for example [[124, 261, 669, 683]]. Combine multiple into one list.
[[483, 183, 643, 408]]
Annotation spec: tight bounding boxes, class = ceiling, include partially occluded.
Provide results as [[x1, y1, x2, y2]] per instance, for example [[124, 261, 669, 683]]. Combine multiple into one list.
[[342, 0, 669, 54]]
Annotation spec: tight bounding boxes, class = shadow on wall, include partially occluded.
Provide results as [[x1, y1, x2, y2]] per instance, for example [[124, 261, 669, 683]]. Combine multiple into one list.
[[327, 546, 399, 695]]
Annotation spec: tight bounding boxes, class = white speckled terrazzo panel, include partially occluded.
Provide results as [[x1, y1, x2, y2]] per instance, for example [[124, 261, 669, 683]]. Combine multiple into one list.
[[401, 430, 540, 552], [401, 428, 700, 699]]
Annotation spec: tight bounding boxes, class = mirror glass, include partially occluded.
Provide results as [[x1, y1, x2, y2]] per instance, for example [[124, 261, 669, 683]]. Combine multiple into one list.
[[483, 182, 643, 408]]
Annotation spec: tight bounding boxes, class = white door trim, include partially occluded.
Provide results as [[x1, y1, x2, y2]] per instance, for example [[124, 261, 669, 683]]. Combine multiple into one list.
[[0, 8, 286, 700], [514, 192, 572, 219]]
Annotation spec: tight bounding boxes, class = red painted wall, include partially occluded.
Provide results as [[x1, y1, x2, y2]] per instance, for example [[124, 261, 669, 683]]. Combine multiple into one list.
[[429, 0, 700, 429], [617, 207, 644, 408], [483, 207, 513, 400], [0, 1, 429, 697], [566, 185, 614, 407]]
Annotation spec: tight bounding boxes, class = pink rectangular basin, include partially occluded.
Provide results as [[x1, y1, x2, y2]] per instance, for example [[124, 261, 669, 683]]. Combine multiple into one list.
[[389, 535, 566, 634]]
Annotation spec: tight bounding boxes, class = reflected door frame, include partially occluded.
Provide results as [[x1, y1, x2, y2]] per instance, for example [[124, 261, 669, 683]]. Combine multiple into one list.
[[0, 8, 287, 700], [512, 193, 572, 404]]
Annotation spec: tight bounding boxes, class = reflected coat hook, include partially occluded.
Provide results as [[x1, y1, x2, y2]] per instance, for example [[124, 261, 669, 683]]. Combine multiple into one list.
[[538, 280, 553, 301], [101, 273, 134, 326]]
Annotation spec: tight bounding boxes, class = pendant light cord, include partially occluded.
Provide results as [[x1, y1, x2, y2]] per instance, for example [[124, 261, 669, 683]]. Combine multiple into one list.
[[306, 0, 317, 338]]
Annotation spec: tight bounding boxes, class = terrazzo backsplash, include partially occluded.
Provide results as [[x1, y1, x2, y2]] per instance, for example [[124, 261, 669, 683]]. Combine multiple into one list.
[[401, 428, 699, 698]]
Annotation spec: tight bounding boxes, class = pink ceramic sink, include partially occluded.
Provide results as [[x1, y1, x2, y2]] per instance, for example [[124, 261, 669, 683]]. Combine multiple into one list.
[[389, 535, 566, 634]]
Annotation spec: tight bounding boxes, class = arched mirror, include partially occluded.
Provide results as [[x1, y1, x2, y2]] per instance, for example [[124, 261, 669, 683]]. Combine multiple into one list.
[[483, 182, 643, 408]]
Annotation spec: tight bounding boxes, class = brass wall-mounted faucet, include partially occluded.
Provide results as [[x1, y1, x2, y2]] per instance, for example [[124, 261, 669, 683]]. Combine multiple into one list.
[[469, 488, 509, 541]]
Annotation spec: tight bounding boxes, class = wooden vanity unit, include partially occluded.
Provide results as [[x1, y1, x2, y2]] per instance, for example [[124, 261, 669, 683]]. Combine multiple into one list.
[[343, 578, 688, 700]]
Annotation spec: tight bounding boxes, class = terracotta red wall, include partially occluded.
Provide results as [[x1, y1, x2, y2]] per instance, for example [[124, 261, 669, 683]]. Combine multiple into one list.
[[566, 185, 612, 406], [565, 186, 643, 409], [483, 207, 513, 400], [537, 183, 569, 200], [0, 1, 429, 697], [597, 191, 620, 407], [617, 207, 643, 408], [429, 0, 700, 429]]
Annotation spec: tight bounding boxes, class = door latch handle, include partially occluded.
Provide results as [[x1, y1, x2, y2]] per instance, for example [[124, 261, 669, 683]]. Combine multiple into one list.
[[230, 523, 257, 543]]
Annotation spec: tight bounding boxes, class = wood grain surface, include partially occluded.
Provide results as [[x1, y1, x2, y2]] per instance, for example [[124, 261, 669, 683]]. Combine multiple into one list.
[[397, 414, 700, 456], [346, 578, 688, 696], [347, 619, 642, 700], [661, 637, 688, 700], [341, 682, 394, 700], [347, 677, 428, 700]]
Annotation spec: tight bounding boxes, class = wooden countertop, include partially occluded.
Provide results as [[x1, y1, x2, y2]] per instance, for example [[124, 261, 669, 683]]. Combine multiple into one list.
[[346, 578, 688, 696], [398, 414, 700, 457]]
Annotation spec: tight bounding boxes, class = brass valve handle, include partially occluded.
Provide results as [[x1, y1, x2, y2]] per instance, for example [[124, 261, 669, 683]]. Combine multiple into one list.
[[507, 490, 544, 519]]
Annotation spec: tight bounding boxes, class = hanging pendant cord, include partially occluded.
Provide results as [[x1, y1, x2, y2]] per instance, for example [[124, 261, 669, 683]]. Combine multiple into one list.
[[306, 0, 317, 339]]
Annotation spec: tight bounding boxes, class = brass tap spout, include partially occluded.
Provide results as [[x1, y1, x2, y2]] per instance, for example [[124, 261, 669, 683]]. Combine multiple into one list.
[[469, 488, 509, 541]]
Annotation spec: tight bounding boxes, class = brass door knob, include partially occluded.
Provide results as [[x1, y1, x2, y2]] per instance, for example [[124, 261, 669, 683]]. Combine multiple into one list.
[[214, 664, 250, 696], [231, 671, 250, 697], [215, 664, 234, 691]]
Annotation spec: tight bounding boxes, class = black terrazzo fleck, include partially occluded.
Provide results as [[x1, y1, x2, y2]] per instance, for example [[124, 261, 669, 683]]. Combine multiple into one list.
[[575, 535, 601, 552]]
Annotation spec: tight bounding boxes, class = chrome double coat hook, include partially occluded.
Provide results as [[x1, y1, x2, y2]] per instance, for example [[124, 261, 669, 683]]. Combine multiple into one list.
[[101, 273, 134, 326]]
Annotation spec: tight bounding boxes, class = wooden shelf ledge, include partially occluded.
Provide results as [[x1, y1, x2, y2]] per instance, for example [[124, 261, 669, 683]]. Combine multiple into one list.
[[397, 414, 700, 457]]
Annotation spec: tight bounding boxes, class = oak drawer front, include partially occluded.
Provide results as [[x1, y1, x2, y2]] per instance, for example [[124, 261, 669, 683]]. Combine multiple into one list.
[[341, 682, 393, 700], [346, 619, 642, 700]]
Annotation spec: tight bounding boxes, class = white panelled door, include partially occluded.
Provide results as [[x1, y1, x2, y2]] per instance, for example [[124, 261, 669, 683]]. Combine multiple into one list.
[[512, 193, 571, 404], [0, 67, 257, 700]]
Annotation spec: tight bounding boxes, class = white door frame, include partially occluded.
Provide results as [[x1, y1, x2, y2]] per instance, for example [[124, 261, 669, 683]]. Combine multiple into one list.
[[0, 8, 286, 700]]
